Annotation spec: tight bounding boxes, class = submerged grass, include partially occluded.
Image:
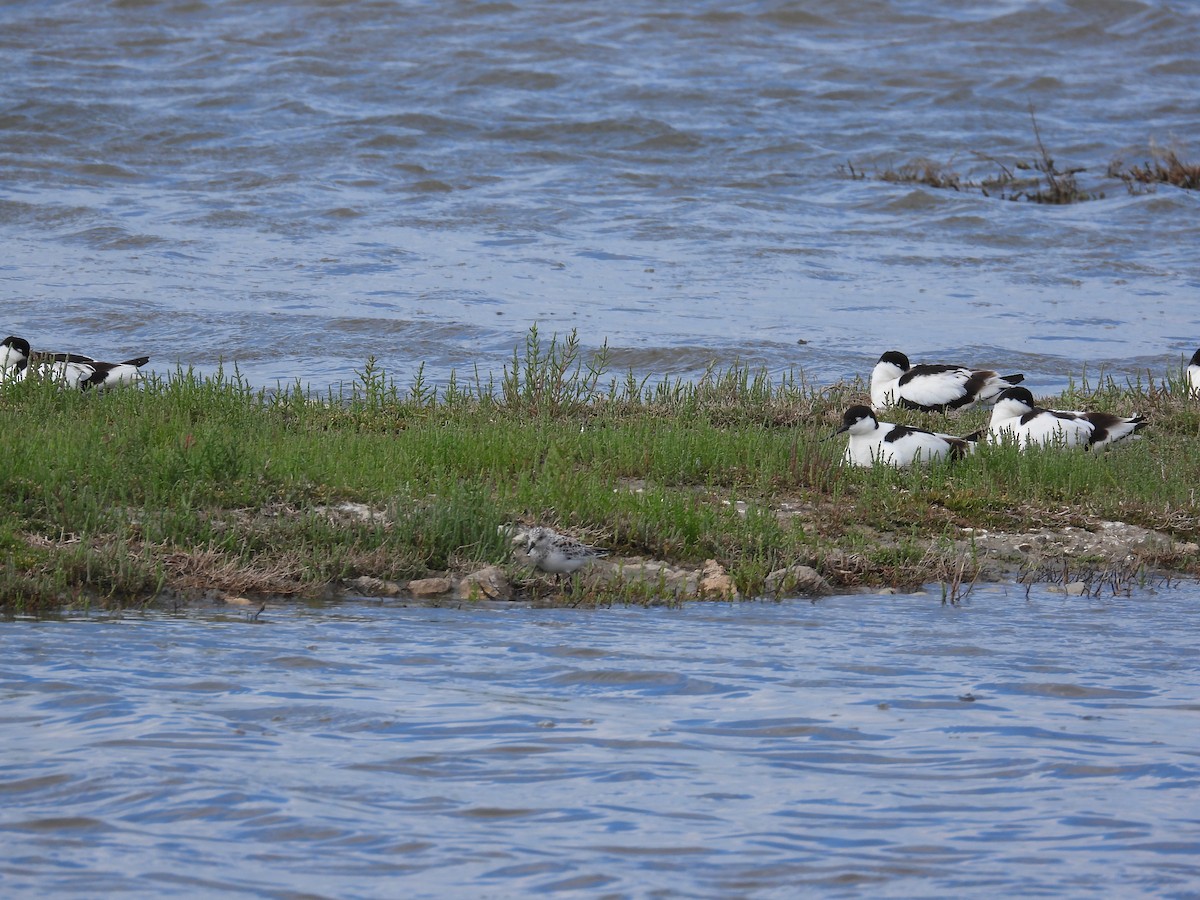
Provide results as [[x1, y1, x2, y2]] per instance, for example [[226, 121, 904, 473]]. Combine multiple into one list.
[[1109, 147, 1200, 193], [845, 108, 1200, 203], [2, 328, 1198, 613]]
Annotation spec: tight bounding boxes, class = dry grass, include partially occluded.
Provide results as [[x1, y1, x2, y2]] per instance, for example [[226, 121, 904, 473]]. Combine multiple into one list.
[[854, 134, 1200, 202], [878, 159, 965, 191], [1109, 148, 1200, 192]]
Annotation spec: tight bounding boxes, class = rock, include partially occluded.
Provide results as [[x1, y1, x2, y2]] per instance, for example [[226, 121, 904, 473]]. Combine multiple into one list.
[[721, 499, 749, 517], [346, 575, 402, 598], [596, 557, 698, 596], [455, 566, 512, 601], [313, 502, 390, 524], [1048, 580, 1089, 596], [765, 565, 831, 598], [407, 577, 453, 599], [699, 559, 739, 600]]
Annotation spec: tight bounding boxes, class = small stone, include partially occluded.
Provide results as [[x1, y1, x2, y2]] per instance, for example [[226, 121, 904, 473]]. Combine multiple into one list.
[[699, 559, 739, 600], [764, 565, 831, 597], [1064, 581, 1088, 596], [602, 557, 697, 596], [407, 577, 453, 599], [314, 502, 389, 524], [455, 566, 512, 601], [346, 575, 402, 598]]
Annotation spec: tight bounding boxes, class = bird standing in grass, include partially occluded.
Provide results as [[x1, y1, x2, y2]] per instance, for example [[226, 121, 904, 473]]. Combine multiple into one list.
[[1187, 348, 1199, 396], [870, 350, 1025, 412], [835, 405, 982, 467], [988, 387, 1147, 450], [524, 527, 606, 581]]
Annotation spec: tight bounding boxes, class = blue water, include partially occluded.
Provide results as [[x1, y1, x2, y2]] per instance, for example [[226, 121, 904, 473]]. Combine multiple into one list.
[[2, 0, 1199, 392], [3, 4, 1199, 895], [3, 585, 1199, 897]]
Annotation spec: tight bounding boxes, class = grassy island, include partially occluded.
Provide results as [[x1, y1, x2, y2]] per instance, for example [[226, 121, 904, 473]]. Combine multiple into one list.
[[2, 329, 1198, 614]]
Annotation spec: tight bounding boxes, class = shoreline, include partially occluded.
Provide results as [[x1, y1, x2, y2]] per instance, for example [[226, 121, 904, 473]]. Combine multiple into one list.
[[3, 332, 1198, 614], [43, 509, 1198, 615]]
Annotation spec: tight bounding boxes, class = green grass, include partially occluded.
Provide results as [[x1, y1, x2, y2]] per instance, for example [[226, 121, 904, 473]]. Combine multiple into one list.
[[2, 327, 1198, 613]]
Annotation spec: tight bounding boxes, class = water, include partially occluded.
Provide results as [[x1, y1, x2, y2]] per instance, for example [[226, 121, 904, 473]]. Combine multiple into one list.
[[2, 585, 1199, 897], [2, 0, 1198, 394], [6, 9, 1198, 894]]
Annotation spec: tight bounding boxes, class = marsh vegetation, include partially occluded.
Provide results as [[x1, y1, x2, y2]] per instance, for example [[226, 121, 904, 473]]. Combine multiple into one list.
[[2, 328, 1198, 614], [844, 108, 1197, 203]]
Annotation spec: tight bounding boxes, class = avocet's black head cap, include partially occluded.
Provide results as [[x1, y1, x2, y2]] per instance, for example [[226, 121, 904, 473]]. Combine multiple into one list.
[[836, 405, 876, 433], [2, 335, 31, 358], [877, 351, 910, 370], [996, 386, 1035, 405], [1190, 348, 1200, 366]]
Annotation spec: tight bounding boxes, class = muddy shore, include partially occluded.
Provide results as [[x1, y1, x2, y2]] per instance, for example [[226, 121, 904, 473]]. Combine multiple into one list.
[[155, 515, 1197, 613]]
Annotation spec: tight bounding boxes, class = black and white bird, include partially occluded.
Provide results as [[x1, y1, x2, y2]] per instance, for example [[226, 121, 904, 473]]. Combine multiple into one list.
[[524, 527, 607, 579], [1187, 348, 1199, 396], [4, 335, 150, 390], [1, 335, 31, 381], [4, 358, 90, 389], [40, 351, 151, 390], [988, 387, 1147, 450], [835, 405, 982, 467], [870, 350, 1025, 412]]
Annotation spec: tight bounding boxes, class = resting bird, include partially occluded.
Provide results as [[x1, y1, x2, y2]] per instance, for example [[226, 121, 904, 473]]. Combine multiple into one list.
[[40, 351, 151, 390], [26, 348, 150, 391], [988, 387, 1146, 450], [871, 350, 1024, 412], [1187, 348, 1199, 396], [835, 405, 982, 467], [1, 335, 31, 381]]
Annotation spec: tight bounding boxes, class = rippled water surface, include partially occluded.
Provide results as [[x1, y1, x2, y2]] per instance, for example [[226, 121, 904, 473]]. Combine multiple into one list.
[[3, 0, 1199, 392], [3, 585, 1199, 897]]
